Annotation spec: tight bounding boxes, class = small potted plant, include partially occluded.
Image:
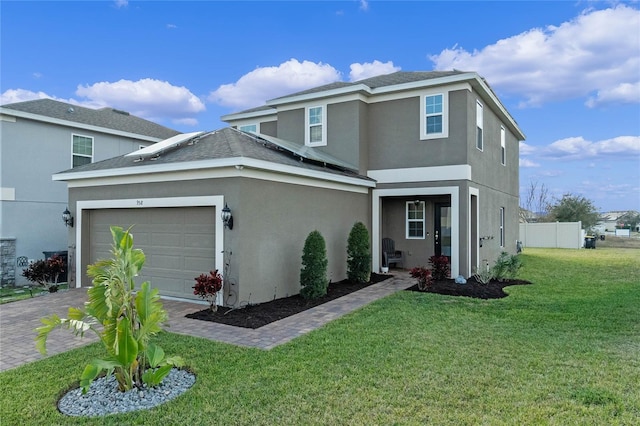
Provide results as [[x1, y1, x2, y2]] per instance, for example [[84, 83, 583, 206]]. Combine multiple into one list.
[[193, 269, 223, 312], [410, 266, 433, 291], [22, 255, 66, 292]]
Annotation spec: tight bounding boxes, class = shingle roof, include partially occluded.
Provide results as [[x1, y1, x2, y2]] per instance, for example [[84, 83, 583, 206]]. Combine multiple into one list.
[[269, 71, 466, 100], [56, 127, 372, 182], [1, 98, 180, 139]]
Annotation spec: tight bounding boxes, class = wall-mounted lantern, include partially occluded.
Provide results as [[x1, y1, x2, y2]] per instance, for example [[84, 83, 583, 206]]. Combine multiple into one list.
[[221, 203, 233, 230], [62, 208, 74, 228]]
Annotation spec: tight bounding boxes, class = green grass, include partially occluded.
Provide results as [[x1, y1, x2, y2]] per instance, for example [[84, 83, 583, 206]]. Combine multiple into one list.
[[1, 248, 638, 425], [0, 283, 68, 304]]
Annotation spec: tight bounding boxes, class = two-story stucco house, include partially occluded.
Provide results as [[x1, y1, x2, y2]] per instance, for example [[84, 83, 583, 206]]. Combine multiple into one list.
[[53, 71, 525, 306], [0, 99, 180, 285]]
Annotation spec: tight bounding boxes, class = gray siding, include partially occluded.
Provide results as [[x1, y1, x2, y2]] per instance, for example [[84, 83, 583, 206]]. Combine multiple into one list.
[[69, 176, 370, 305], [1, 116, 152, 283]]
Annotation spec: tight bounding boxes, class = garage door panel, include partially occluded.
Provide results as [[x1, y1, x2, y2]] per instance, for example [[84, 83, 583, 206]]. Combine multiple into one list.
[[90, 206, 216, 300]]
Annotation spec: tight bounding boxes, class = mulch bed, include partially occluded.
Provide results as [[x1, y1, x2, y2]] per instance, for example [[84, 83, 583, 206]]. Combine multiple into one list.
[[406, 276, 532, 299], [186, 274, 532, 329], [186, 273, 392, 329]]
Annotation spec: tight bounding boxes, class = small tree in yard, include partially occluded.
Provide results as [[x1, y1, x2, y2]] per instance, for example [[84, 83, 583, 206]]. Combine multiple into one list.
[[347, 222, 371, 284], [35, 226, 183, 394], [300, 230, 328, 299]]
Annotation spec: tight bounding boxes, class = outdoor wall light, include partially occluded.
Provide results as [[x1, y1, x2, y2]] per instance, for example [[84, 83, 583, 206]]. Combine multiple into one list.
[[221, 203, 233, 230], [62, 208, 74, 228]]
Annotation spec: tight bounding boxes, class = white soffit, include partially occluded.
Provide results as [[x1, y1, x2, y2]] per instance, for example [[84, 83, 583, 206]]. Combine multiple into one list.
[[125, 131, 205, 157]]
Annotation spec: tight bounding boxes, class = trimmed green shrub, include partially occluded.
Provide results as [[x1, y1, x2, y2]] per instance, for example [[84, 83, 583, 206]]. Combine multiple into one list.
[[347, 222, 371, 283], [491, 251, 523, 281], [300, 230, 328, 299]]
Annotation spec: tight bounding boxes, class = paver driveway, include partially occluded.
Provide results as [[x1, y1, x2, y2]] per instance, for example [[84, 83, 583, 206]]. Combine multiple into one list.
[[0, 272, 413, 372]]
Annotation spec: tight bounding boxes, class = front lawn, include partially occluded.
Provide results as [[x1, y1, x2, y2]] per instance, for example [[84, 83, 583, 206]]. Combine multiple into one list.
[[1, 248, 638, 424]]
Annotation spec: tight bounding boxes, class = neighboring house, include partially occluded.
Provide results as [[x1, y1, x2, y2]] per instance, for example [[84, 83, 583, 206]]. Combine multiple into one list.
[[0, 99, 180, 285], [53, 71, 525, 306]]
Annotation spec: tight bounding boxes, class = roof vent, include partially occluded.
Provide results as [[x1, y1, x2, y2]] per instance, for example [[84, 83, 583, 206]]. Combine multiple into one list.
[[112, 108, 130, 116], [67, 107, 74, 113]]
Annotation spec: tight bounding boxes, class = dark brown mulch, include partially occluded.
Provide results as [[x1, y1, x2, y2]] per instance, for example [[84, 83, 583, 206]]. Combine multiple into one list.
[[186, 273, 392, 329], [406, 276, 532, 299], [186, 274, 533, 329]]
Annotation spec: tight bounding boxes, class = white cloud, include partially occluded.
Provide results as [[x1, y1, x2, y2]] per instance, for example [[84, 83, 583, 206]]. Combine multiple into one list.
[[167, 24, 177, 30], [429, 5, 640, 107], [1, 89, 53, 104], [208, 59, 341, 109], [519, 158, 540, 168], [586, 81, 640, 107], [544, 135, 640, 159], [114, 0, 128, 9], [359, 0, 369, 12], [75, 78, 205, 122], [519, 141, 536, 156], [349, 60, 401, 81]]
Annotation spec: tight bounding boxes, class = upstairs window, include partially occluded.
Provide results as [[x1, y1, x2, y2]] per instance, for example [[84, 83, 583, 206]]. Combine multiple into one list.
[[476, 101, 483, 151], [420, 92, 448, 140], [406, 201, 425, 239], [499, 207, 505, 247], [239, 124, 257, 133], [306, 105, 326, 146], [500, 126, 506, 165], [72, 134, 93, 167]]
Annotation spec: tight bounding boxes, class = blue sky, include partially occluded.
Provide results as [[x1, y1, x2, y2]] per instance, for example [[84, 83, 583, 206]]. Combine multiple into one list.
[[2, 1, 639, 212]]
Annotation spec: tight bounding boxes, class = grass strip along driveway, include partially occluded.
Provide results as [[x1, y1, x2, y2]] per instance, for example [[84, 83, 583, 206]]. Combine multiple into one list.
[[1, 248, 638, 425]]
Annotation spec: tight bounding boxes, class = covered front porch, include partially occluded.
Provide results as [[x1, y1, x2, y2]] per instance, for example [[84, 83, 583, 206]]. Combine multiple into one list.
[[371, 186, 479, 278]]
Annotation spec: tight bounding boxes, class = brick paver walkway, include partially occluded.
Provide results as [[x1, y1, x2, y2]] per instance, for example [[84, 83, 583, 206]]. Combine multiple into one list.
[[0, 272, 413, 372]]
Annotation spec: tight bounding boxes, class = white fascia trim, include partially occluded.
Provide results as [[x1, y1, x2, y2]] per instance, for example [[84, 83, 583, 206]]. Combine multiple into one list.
[[368, 165, 471, 183], [469, 187, 479, 276], [276, 93, 368, 113], [472, 79, 526, 140], [372, 73, 478, 96], [372, 186, 459, 277], [221, 109, 277, 122], [0, 108, 164, 143], [56, 157, 375, 192], [266, 84, 371, 106], [74, 196, 225, 292]]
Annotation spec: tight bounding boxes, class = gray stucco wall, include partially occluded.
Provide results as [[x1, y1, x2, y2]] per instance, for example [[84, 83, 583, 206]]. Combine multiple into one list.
[[1, 116, 151, 283], [68, 175, 370, 305]]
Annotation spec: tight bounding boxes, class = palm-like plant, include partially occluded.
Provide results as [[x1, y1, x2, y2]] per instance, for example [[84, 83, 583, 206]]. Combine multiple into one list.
[[35, 226, 183, 393]]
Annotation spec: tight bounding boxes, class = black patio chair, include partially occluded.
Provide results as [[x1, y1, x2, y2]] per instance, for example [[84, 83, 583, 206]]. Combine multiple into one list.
[[382, 238, 403, 268]]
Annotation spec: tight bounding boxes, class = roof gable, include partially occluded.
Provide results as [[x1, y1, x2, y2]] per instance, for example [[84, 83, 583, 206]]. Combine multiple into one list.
[[1, 98, 180, 139], [54, 127, 372, 184]]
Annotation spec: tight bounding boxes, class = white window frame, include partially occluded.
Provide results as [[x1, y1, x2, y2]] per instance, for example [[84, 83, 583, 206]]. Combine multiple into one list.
[[406, 201, 426, 239], [499, 207, 505, 248], [420, 91, 448, 140], [500, 126, 506, 166], [476, 101, 483, 151], [239, 124, 257, 133], [305, 105, 326, 146], [72, 134, 94, 167]]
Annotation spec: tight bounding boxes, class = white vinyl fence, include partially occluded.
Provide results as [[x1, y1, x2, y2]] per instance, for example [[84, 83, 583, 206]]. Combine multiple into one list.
[[519, 221, 585, 249]]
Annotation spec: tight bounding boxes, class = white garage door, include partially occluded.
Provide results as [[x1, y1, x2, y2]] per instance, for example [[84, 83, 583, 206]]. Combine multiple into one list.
[[89, 207, 216, 300]]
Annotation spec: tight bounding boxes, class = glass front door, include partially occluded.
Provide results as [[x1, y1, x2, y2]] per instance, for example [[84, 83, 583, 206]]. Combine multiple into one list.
[[435, 204, 451, 259]]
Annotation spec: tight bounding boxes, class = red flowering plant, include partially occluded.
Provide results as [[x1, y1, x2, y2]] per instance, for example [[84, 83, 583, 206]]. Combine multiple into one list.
[[193, 269, 223, 312], [410, 266, 433, 291], [428, 255, 450, 280], [22, 254, 66, 292]]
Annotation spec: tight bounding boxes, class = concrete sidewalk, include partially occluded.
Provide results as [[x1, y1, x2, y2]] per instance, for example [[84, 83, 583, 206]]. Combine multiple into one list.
[[0, 272, 413, 372]]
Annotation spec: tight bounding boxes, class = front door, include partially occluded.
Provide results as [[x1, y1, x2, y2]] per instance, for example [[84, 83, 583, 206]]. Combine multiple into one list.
[[434, 203, 452, 260]]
